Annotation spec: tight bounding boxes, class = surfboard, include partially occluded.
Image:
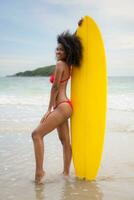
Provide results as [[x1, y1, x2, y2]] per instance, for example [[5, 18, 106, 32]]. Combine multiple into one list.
[[70, 15, 107, 180]]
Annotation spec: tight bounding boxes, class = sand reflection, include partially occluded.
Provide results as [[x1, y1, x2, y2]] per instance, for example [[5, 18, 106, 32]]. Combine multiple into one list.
[[33, 175, 103, 200]]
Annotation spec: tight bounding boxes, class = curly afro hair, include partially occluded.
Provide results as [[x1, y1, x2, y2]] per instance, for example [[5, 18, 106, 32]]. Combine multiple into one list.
[[57, 31, 83, 67]]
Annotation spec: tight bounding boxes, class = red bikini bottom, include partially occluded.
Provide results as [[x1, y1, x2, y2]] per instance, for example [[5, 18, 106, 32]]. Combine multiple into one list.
[[44, 99, 73, 121], [53, 99, 73, 110]]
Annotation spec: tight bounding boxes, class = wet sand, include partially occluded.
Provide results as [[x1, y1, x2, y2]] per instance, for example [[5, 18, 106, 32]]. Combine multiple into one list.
[[0, 110, 134, 200]]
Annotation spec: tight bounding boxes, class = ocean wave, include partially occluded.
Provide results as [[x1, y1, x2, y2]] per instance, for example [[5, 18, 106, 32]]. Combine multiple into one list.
[[108, 94, 134, 112], [0, 95, 49, 106], [0, 92, 134, 112], [1, 121, 134, 133], [107, 125, 134, 133]]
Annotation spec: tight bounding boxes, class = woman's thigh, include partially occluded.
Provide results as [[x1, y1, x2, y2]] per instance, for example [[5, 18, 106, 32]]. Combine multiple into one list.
[[57, 119, 71, 144], [57, 120, 68, 140], [33, 105, 71, 138]]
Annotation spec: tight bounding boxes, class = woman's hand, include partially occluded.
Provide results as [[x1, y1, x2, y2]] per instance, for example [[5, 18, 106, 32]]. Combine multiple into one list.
[[78, 17, 83, 26], [74, 17, 83, 35], [40, 110, 51, 123]]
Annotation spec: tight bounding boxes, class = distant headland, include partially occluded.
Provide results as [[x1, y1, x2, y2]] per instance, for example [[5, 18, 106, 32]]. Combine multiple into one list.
[[8, 65, 56, 77]]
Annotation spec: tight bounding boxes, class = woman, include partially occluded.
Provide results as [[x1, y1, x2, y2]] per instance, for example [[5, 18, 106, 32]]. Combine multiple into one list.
[[31, 19, 83, 184]]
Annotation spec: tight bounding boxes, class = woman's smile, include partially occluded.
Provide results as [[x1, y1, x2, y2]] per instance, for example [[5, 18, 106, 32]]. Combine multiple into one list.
[[55, 43, 66, 60]]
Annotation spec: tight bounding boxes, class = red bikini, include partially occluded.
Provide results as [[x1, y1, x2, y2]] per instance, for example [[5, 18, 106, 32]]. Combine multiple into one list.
[[49, 67, 73, 110], [53, 99, 73, 110], [49, 67, 71, 84], [50, 72, 71, 83]]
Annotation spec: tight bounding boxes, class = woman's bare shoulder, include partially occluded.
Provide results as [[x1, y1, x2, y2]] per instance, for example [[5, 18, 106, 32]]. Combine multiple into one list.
[[56, 60, 67, 66], [56, 61, 68, 72]]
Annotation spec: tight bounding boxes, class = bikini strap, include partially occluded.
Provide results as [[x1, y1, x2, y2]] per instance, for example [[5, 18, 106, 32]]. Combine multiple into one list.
[[60, 66, 71, 83]]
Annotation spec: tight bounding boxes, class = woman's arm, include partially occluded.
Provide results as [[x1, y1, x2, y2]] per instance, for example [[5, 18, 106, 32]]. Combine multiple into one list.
[[40, 62, 64, 122], [48, 61, 64, 111]]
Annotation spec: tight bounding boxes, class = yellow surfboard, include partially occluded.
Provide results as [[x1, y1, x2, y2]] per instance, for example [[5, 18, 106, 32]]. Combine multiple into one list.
[[70, 16, 107, 180]]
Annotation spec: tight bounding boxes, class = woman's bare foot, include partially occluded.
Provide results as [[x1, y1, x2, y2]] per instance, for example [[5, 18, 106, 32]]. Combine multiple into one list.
[[35, 171, 46, 184], [60, 171, 70, 178], [62, 171, 69, 176]]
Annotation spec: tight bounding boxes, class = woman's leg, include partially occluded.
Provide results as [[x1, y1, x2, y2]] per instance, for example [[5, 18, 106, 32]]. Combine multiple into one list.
[[31, 104, 72, 182], [31, 130, 45, 181], [57, 119, 72, 175]]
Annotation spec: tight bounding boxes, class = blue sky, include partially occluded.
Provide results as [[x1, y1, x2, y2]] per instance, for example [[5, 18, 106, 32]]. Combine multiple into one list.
[[0, 0, 134, 76]]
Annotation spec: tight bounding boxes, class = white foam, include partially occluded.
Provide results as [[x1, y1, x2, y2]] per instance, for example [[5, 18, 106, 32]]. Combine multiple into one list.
[[108, 93, 134, 112], [0, 94, 49, 106]]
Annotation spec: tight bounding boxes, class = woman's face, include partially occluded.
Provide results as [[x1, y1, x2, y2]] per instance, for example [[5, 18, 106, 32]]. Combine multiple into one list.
[[55, 43, 66, 61]]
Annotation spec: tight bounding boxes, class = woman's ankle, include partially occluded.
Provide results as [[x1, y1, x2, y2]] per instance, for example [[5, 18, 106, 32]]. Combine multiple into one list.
[[62, 171, 69, 176], [35, 170, 45, 177]]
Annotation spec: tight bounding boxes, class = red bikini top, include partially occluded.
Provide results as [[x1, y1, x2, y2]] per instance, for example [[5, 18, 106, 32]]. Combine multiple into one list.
[[49, 67, 71, 84]]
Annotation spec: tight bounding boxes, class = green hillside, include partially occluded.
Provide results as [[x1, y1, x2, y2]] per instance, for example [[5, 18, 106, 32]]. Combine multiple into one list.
[[11, 65, 56, 77]]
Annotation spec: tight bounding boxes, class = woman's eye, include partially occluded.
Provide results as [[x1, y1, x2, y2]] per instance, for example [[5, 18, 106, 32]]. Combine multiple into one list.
[[56, 48, 64, 51]]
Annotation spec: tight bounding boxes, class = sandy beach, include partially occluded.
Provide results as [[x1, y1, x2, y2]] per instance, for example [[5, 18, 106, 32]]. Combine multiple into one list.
[[0, 109, 134, 200]]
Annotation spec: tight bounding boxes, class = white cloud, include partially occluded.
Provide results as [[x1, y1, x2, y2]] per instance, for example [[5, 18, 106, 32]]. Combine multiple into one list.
[[41, 0, 97, 6], [0, 55, 54, 76], [101, 0, 134, 19], [0, 0, 134, 76], [106, 33, 134, 50]]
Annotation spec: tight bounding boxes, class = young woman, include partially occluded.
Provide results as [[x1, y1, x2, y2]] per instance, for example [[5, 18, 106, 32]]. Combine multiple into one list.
[[31, 19, 83, 184]]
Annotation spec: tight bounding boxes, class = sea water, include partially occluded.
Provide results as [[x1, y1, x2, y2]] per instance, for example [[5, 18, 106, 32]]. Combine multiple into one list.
[[0, 76, 134, 133], [108, 76, 134, 112], [0, 76, 71, 134]]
